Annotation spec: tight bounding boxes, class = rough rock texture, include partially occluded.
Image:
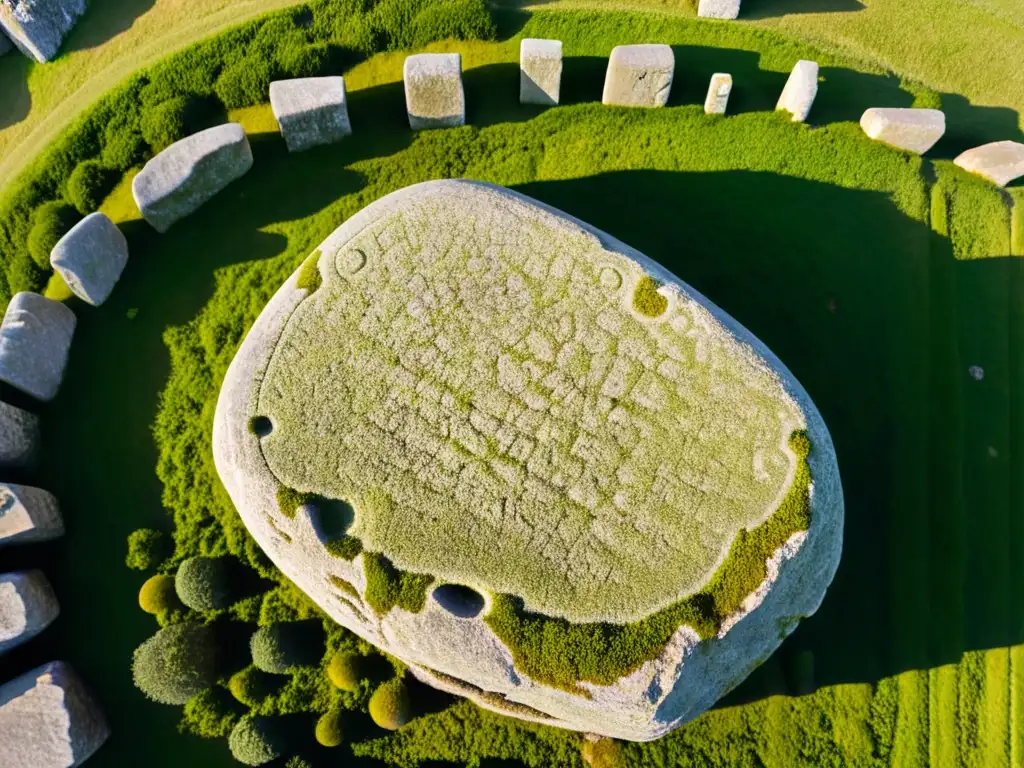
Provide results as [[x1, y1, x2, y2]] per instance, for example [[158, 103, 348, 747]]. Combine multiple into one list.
[[270, 76, 352, 153], [0, 400, 40, 469], [859, 108, 945, 154], [132, 123, 253, 233], [404, 53, 465, 130], [776, 60, 818, 123], [602, 44, 674, 108], [50, 212, 128, 307], [0, 570, 59, 654], [697, 0, 740, 19], [214, 180, 844, 740], [0, 0, 87, 62], [0, 292, 76, 402], [704, 73, 732, 115], [519, 38, 562, 106], [0, 27, 13, 55], [0, 483, 62, 547], [954, 141, 1024, 187], [0, 661, 110, 767]]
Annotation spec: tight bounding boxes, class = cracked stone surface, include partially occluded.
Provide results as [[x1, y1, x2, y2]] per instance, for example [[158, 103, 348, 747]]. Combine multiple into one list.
[[0, 483, 63, 547], [270, 76, 352, 153], [602, 45, 675, 108], [520, 38, 562, 106], [0, 292, 76, 402], [404, 53, 465, 130], [0, 570, 59, 654], [0, 0, 87, 62], [776, 60, 818, 123]]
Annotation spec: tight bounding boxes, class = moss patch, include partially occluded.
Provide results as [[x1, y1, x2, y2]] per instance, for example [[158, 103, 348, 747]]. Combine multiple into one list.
[[295, 250, 323, 293], [325, 537, 364, 561], [362, 552, 434, 616], [327, 574, 361, 601], [276, 486, 315, 519], [632, 275, 668, 317]]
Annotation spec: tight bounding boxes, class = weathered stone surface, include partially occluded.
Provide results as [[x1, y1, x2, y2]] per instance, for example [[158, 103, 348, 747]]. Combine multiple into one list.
[[0, 0, 86, 62], [0, 292, 75, 402], [697, 0, 740, 19], [0, 27, 13, 55], [776, 60, 818, 123], [954, 141, 1024, 187], [519, 38, 562, 106], [0, 661, 110, 767], [0, 483, 62, 546], [132, 123, 253, 233], [270, 76, 352, 153], [49, 213, 128, 307], [404, 53, 465, 130], [214, 179, 843, 741], [704, 72, 732, 115], [859, 108, 945, 154], [602, 44, 674, 108], [0, 400, 40, 469], [0, 570, 58, 654]]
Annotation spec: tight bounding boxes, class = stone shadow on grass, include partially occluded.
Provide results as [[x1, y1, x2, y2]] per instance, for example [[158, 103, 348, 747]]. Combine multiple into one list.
[[0, 53, 32, 129], [741, 0, 865, 19], [62, 0, 158, 54]]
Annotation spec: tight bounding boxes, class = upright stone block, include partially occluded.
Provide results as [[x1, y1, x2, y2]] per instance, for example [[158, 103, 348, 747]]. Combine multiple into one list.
[[404, 53, 465, 130], [602, 44, 674, 108], [0, 401, 40, 470], [132, 123, 254, 233], [269, 76, 352, 153], [0, 292, 76, 402], [520, 38, 562, 106], [704, 73, 732, 115], [0, 483, 63, 547], [0, 662, 110, 767], [50, 213, 128, 307], [0, 571, 59, 654], [698, 0, 741, 19], [776, 60, 819, 123], [860, 108, 945, 154], [0, 0, 87, 62], [954, 141, 1024, 187]]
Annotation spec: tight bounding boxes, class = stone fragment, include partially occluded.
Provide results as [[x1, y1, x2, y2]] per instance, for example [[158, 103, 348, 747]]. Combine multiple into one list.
[[602, 44, 674, 108], [697, 0, 741, 19], [0, 400, 40, 469], [0, 483, 62, 546], [859, 108, 945, 154], [969, 365, 984, 381], [519, 38, 562, 106], [0, 0, 86, 62], [404, 53, 465, 130], [269, 76, 352, 153], [132, 123, 253, 233], [0, 292, 75, 402], [49, 213, 128, 307], [704, 73, 732, 115], [954, 141, 1024, 187], [776, 60, 818, 123], [0, 570, 59, 654], [0, 661, 110, 767]]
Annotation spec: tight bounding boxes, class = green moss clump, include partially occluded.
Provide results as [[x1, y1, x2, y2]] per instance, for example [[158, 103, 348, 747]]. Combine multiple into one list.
[[132, 622, 219, 705], [27, 202, 81, 269], [582, 737, 626, 768], [362, 553, 434, 616], [250, 622, 324, 674], [327, 650, 362, 692], [277, 485, 315, 519], [229, 715, 281, 766], [295, 250, 323, 293], [66, 159, 118, 215], [325, 536, 363, 561], [632, 275, 668, 318], [138, 574, 180, 615], [368, 678, 411, 730], [180, 687, 241, 739], [315, 708, 345, 747], [126, 528, 167, 571], [228, 666, 277, 707], [175, 556, 234, 611], [327, 575, 360, 601]]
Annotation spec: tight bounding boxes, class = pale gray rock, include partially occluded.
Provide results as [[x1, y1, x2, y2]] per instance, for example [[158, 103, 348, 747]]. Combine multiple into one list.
[[270, 76, 352, 153], [404, 53, 465, 130], [776, 60, 818, 123], [954, 141, 1024, 187], [0, 483, 62, 547], [704, 73, 732, 115], [132, 123, 253, 233], [0, 661, 109, 767], [698, 0, 740, 19], [0, 400, 40, 469], [49, 212, 128, 307], [602, 44, 674, 108], [519, 38, 562, 106], [0, 570, 58, 654], [0, 0, 87, 62], [0, 27, 13, 55], [859, 108, 945, 154], [0, 292, 75, 402]]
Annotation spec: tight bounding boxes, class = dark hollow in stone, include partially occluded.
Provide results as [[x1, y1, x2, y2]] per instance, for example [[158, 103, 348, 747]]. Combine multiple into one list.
[[432, 584, 485, 618], [249, 415, 273, 437]]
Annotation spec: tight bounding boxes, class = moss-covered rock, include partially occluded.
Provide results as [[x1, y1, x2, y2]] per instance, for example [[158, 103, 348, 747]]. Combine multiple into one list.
[[174, 556, 233, 611], [326, 650, 362, 692], [315, 707, 345, 746], [368, 678, 411, 730], [138, 574, 179, 615]]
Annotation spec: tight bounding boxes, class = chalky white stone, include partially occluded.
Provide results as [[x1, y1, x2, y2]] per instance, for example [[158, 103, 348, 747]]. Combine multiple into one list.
[[0, 400, 40, 469], [0, 483, 62, 546], [132, 123, 254, 233], [49, 212, 128, 307], [520, 38, 562, 106], [0, 0, 86, 62], [214, 179, 843, 741], [602, 44, 675, 108], [776, 60, 818, 123], [859, 108, 945, 154], [697, 0, 741, 20], [404, 53, 465, 130], [270, 76, 352, 153], [0, 292, 76, 402], [954, 141, 1024, 187], [0, 570, 59, 654], [0, 661, 110, 767], [704, 73, 732, 115]]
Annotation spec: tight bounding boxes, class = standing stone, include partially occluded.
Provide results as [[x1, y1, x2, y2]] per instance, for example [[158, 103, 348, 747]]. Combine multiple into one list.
[[132, 123, 254, 233], [0, 661, 110, 767], [602, 44, 674, 108], [859, 108, 945, 154], [954, 141, 1024, 187], [0, 483, 63, 547], [704, 73, 732, 115], [698, 0, 741, 19], [269, 76, 352, 153], [0, 28, 13, 55], [776, 60, 819, 123], [404, 53, 465, 130], [0, 0, 87, 63], [0, 400, 39, 470], [49, 213, 128, 307], [520, 38, 562, 106], [0, 292, 76, 402], [0, 570, 59, 654]]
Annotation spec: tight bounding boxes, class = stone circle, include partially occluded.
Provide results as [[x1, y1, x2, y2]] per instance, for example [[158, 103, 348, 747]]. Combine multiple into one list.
[[519, 38, 562, 106], [50, 212, 129, 307], [776, 60, 818, 123], [602, 44, 675, 108], [0, 292, 76, 402], [403, 53, 465, 130], [270, 76, 352, 153]]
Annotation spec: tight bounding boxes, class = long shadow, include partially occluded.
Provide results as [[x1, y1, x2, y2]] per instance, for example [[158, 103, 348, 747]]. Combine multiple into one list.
[[741, 0, 865, 19], [62, 0, 158, 54], [0, 53, 32, 129]]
